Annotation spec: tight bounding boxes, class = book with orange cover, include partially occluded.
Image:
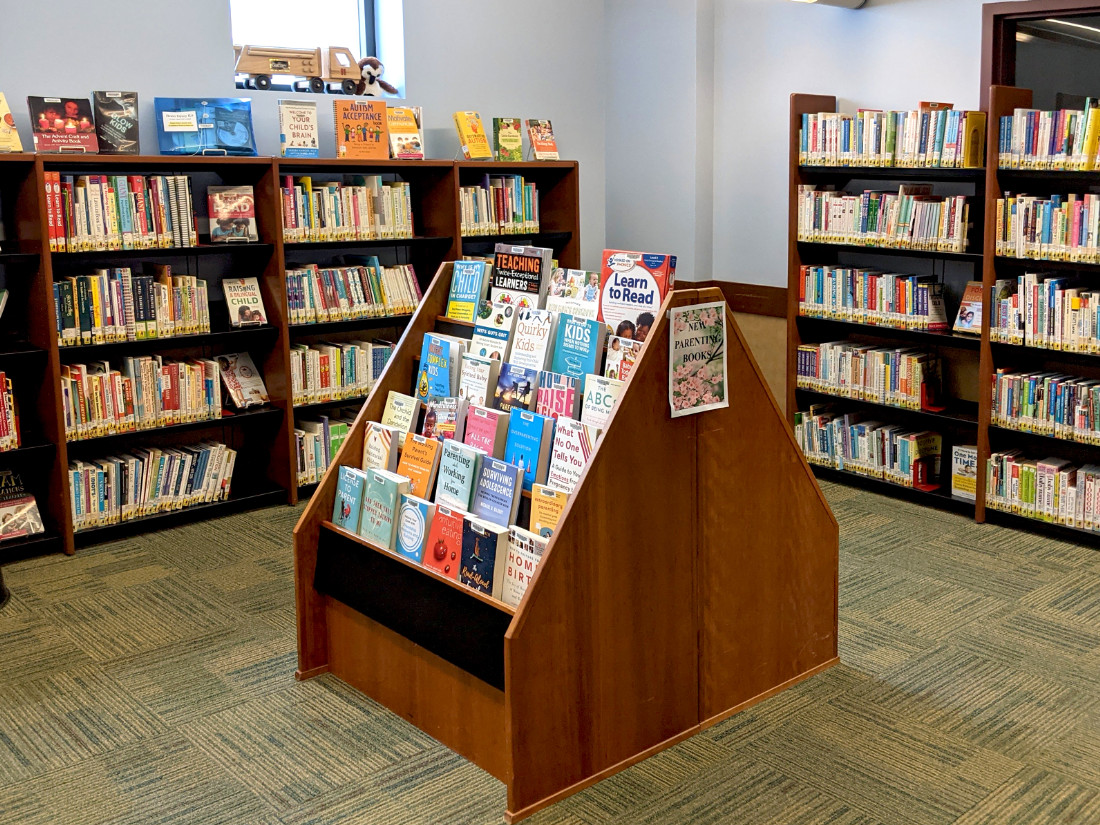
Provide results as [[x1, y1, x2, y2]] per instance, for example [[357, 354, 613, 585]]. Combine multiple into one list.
[[395, 431, 442, 498], [333, 99, 388, 160]]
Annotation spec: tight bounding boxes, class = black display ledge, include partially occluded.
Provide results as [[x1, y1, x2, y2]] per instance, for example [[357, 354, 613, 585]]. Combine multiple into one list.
[[795, 387, 979, 427], [810, 464, 976, 516], [797, 315, 981, 350]]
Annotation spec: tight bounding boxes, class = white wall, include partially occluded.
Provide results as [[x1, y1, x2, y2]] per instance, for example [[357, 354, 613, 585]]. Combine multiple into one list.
[[1, 0, 607, 269]]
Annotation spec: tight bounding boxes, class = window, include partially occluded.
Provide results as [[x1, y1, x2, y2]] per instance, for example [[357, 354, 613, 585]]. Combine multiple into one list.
[[229, 0, 405, 96]]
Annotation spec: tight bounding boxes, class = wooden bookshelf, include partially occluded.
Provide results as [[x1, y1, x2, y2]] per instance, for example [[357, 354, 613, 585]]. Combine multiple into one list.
[[0, 157, 579, 556], [293, 271, 839, 822]]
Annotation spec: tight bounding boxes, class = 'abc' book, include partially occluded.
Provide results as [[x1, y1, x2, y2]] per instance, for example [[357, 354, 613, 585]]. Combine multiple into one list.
[[581, 374, 624, 432], [446, 260, 490, 322], [421, 503, 465, 579], [502, 525, 549, 608], [529, 483, 568, 537], [504, 408, 555, 492], [435, 440, 485, 511], [493, 362, 539, 413], [332, 465, 367, 533], [334, 98, 389, 160], [395, 432, 442, 499], [222, 277, 267, 327], [395, 493, 435, 563], [358, 468, 409, 550], [362, 421, 405, 472], [469, 301, 517, 362], [460, 517, 509, 600], [470, 457, 522, 528], [490, 244, 552, 310], [599, 250, 676, 339], [545, 417, 595, 493], [551, 315, 607, 381], [536, 371, 581, 420], [463, 405, 509, 459]]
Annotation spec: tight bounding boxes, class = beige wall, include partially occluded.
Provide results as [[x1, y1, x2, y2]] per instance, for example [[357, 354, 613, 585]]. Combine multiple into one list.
[[731, 313, 786, 416]]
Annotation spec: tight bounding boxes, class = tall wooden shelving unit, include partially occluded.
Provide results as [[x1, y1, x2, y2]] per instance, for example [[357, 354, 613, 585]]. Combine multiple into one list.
[[293, 275, 839, 822], [0, 156, 577, 560]]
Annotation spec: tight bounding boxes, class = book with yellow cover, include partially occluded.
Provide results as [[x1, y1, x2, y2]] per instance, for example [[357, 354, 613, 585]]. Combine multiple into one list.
[[529, 483, 568, 538], [333, 99, 388, 160], [452, 111, 492, 160], [396, 431, 442, 499], [0, 94, 23, 152], [387, 106, 424, 159]]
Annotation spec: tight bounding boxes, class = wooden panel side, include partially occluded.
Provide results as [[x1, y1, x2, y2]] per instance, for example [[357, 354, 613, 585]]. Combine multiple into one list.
[[504, 292, 699, 815]]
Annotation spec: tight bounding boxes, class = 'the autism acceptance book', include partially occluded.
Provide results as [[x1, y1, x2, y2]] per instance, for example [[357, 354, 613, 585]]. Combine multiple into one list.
[[334, 99, 388, 160]]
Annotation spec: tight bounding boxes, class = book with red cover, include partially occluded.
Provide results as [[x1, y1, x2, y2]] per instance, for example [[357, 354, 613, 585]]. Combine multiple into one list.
[[421, 504, 466, 579], [27, 96, 99, 153], [598, 249, 676, 340]]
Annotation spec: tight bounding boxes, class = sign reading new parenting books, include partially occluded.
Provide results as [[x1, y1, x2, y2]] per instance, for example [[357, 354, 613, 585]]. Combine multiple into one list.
[[669, 301, 729, 418]]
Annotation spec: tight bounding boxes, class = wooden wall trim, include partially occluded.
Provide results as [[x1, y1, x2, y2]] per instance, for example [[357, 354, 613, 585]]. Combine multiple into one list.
[[693, 280, 787, 318]]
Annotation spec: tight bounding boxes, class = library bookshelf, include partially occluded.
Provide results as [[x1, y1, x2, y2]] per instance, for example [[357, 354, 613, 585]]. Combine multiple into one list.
[[293, 272, 839, 822], [0, 157, 578, 559]]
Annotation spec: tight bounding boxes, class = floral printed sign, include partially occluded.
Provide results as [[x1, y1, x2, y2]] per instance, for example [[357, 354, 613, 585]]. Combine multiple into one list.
[[669, 301, 729, 418]]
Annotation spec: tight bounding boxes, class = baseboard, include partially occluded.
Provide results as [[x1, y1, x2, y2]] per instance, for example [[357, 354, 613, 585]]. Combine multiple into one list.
[[295, 664, 331, 681], [698, 656, 839, 730], [693, 280, 786, 318]]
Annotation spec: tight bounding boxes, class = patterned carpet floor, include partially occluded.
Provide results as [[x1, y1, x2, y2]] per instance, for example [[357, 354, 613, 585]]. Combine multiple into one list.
[[1, 481, 1099, 824]]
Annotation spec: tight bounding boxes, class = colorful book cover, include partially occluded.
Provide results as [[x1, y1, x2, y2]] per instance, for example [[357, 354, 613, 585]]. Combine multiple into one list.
[[490, 244, 552, 310], [953, 281, 983, 334], [952, 445, 978, 501], [459, 355, 501, 408], [469, 300, 517, 361], [423, 397, 467, 441], [581, 374, 624, 431], [92, 91, 139, 154], [599, 250, 677, 341], [550, 315, 606, 381], [0, 469, 45, 541], [529, 483, 568, 538], [422, 504, 465, 579], [333, 98, 388, 160], [463, 405, 509, 459], [493, 362, 539, 413], [0, 93, 23, 152], [470, 457, 522, 527], [332, 465, 367, 533], [509, 308, 556, 372], [546, 268, 600, 320], [278, 99, 319, 158], [153, 97, 257, 156], [216, 352, 269, 408], [396, 432, 442, 499], [27, 96, 99, 153], [460, 517, 509, 600], [416, 333, 462, 403], [446, 260, 490, 322], [669, 300, 728, 418], [207, 185, 258, 242], [358, 468, 409, 550], [525, 119, 559, 160], [493, 117, 523, 162], [536, 371, 580, 420], [504, 408, 554, 492], [452, 110, 492, 160], [222, 277, 266, 326], [502, 525, 549, 607], [381, 391, 422, 433], [545, 417, 595, 493], [362, 421, 404, 472], [435, 440, 485, 511], [395, 494, 435, 563], [604, 336, 642, 381], [387, 106, 424, 159]]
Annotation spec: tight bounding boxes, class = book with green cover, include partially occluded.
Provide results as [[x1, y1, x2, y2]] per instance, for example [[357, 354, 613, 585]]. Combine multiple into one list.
[[493, 117, 523, 162]]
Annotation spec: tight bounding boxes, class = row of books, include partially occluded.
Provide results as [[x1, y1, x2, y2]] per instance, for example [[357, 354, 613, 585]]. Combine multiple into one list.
[[279, 176, 413, 242], [793, 404, 944, 490], [55, 269, 211, 347], [295, 413, 354, 487], [62, 357, 223, 441], [989, 274, 1100, 351], [0, 376, 20, 452], [459, 175, 540, 236], [286, 262, 421, 324], [992, 369, 1100, 443], [797, 265, 950, 330], [994, 193, 1100, 262], [997, 106, 1100, 170], [795, 341, 941, 411], [799, 107, 985, 168], [70, 441, 237, 531], [796, 186, 971, 252], [986, 451, 1100, 529], [290, 341, 388, 406]]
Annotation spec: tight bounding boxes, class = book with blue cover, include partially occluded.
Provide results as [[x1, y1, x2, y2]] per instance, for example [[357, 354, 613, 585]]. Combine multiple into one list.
[[504, 408, 555, 491], [446, 260, 490, 322], [551, 314, 607, 380], [395, 494, 435, 563], [332, 466, 367, 533], [459, 516, 509, 600], [470, 457, 522, 528], [435, 440, 485, 511], [358, 468, 409, 550], [492, 362, 539, 413], [416, 333, 464, 403], [153, 97, 257, 156]]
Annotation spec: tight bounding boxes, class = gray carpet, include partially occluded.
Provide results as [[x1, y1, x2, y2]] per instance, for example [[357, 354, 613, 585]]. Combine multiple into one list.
[[0, 481, 1098, 824]]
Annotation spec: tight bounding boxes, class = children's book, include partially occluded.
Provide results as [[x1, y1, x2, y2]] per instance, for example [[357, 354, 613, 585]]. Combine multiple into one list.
[[581, 374, 624, 432], [546, 268, 600, 320], [0, 93, 23, 152], [28, 96, 98, 152], [551, 315, 607, 381], [502, 526, 549, 607], [435, 440, 485, 511], [545, 417, 595, 493], [452, 110, 492, 159], [504, 408, 555, 492], [459, 355, 501, 408], [362, 421, 405, 472], [463, 405, 509, 459], [460, 517, 509, 600], [278, 99, 319, 158], [333, 98, 388, 160], [222, 277, 266, 326], [395, 494, 435, 563], [207, 185, 258, 242], [381, 391, 422, 433], [469, 300, 517, 362], [509, 308, 557, 372], [422, 504, 465, 579], [395, 432, 442, 499], [358, 468, 409, 550], [446, 260, 490, 322], [92, 91, 139, 154], [525, 119, 559, 160], [536, 371, 581, 420], [599, 250, 677, 340], [493, 117, 523, 162], [529, 483, 568, 537], [490, 244, 553, 310], [470, 457, 522, 527], [493, 362, 539, 413], [332, 465, 367, 533], [387, 106, 424, 159]]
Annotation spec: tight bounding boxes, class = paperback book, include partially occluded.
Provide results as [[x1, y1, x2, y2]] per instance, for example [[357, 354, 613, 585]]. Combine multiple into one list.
[[463, 405, 509, 458], [435, 440, 485, 511], [333, 98, 388, 159], [222, 277, 266, 326], [504, 408, 555, 491], [0, 470, 45, 541], [415, 333, 464, 402], [278, 99, 319, 158], [551, 315, 607, 381], [396, 432, 442, 499], [28, 96, 98, 152], [207, 185, 258, 242], [446, 260, 490, 322], [953, 281, 983, 334], [526, 119, 559, 160], [509, 308, 557, 372], [536, 372, 581, 420], [493, 117, 523, 162], [493, 362, 539, 413], [216, 352, 269, 408], [387, 106, 424, 159], [460, 517, 509, 600], [92, 91, 139, 154], [529, 483, 568, 537], [422, 503, 465, 579], [0, 93, 23, 152], [423, 397, 468, 441], [547, 268, 600, 320], [459, 355, 501, 408], [470, 457, 522, 527], [545, 417, 595, 493], [604, 336, 642, 381], [381, 391, 422, 433], [502, 525, 549, 607], [359, 468, 409, 550], [581, 374, 624, 431], [332, 465, 367, 533], [395, 494, 435, 563], [599, 250, 677, 340], [469, 301, 517, 362], [453, 110, 492, 159], [362, 421, 405, 472], [490, 244, 553, 310]]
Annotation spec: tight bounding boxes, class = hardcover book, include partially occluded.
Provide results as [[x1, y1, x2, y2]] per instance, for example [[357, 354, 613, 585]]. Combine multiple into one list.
[[599, 250, 677, 340], [458, 355, 501, 408], [493, 362, 539, 413], [504, 408, 555, 491], [154, 97, 257, 156], [395, 432, 442, 499], [604, 336, 642, 381], [502, 525, 549, 607], [460, 517, 509, 600], [92, 91, 139, 154], [28, 96, 99, 153], [493, 117, 523, 162], [381, 391, 422, 433], [207, 185, 258, 242], [333, 98, 388, 159], [545, 417, 595, 493], [469, 300, 517, 362], [278, 99, 319, 158], [491, 244, 553, 310], [953, 281, 983, 334], [526, 119, 559, 160], [358, 468, 409, 550], [423, 396, 468, 442], [421, 504, 465, 579], [536, 371, 581, 420], [0, 470, 45, 541], [435, 440, 485, 510], [452, 110, 492, 160], [546, 268, 600, 320], [463, 405, 509, 458], [415, 333, 464, 402], [0, 93, 23, 152], [446, 260, 490, 322], [387, 106, 424, 159], [222, 277, 266, 326], [509, 308, 557, 372], [395, 494, 435, 563], [470, 457, 522, 527], [581, 374, 624, 431], [550, 315, 607, 381], [332, 465, 367, 533], [362, 421, 405, 472], [529, 483, 568, 537], [216, 352, 269, 408]]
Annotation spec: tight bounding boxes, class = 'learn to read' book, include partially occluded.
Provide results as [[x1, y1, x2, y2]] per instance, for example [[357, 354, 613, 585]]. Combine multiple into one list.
[[470, 457, 522, 527], [547, 268, 600, 320], [222, 278, 266, 327], [422, 503, 465, 579], [502, 525, 549, 607], [332, 465, 367, 533], [0, 93, 23, 152], [416, 333, 464, 402], [452, 111, 492, 160], [493, 362, 539, 413], [464, 405, 509, 458], [396, 432, 442, 499], [359, 468, 409, 550], [395, 493, 435, 563], [491, 244, 553, 309], [529, 483, 568, 537], [381, 391, 422, 433], [423, 396, 468, 441], [154, 97, 257, 155], [435, 440, 485, 511], [551, 315, 607, 381], [953, 281, 983, 334], [0, 470, 45, 541], [217, 352, 268, 408], [536, 371, 581, 420], [504, 408, 555, 492], [333, 98, 388, 160], [599, 250, 677, 338], [581, 374, 624, 431], [459, 355, 501, 408], [509, 308, 557, 372], [546, 417, 595, 493], [604, 336, 642, 381], [526, 119, 559, 160], [207, 185, 258, 242], [363, 421, 404, 472], [446, 260, 490, 322], [92, 91, 139, 154], [460, 517, 509, 600], [387, 106, 424, 160], [469, 301, 517, 362], [28, 96, 98, 153], [493, 117, 523, 162], [277, 99, 319, 158]]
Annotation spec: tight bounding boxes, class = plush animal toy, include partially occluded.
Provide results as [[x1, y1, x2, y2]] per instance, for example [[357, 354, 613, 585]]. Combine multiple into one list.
[[356, 57, 398, 96]]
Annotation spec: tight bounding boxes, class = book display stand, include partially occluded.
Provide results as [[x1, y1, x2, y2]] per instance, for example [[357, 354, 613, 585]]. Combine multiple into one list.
[[293, 275, 839, 822]]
